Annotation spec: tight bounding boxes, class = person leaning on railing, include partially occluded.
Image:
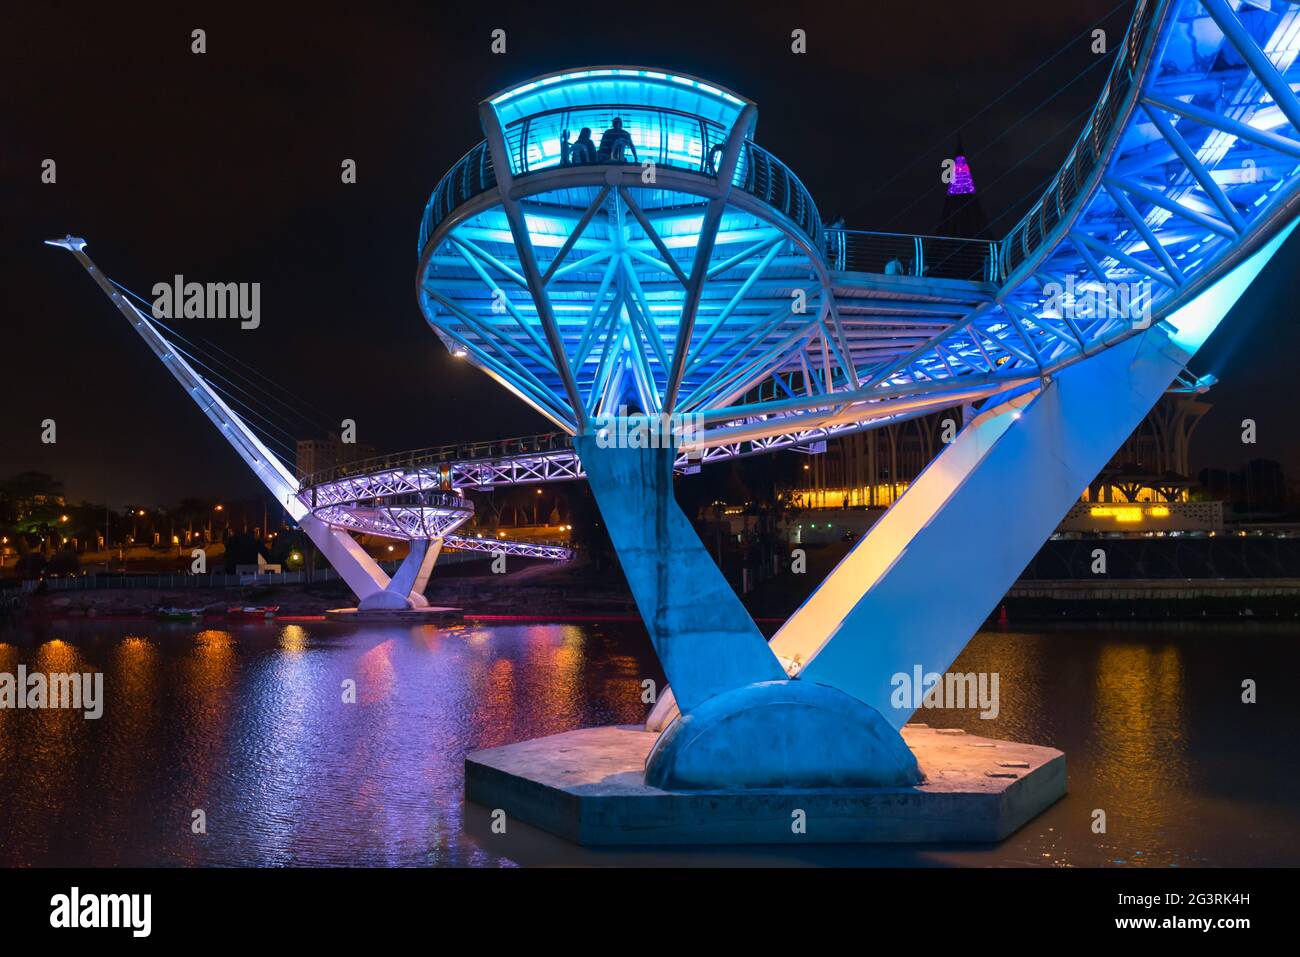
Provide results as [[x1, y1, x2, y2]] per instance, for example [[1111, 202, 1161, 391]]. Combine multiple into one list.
[[596, 118, 637, 164]]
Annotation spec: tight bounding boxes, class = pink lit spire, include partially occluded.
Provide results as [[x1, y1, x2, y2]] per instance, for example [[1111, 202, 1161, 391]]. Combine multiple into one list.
[[948, 155, 976, 195]]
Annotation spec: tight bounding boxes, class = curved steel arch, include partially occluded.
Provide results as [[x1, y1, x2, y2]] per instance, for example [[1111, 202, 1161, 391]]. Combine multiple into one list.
[[875, 0, 1300, 393], [303, 2, 1300, 543], [414, 6, 1300, 454]]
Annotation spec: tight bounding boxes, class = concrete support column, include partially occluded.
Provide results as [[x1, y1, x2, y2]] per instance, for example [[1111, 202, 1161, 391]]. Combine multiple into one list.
[[357, 537, 443, 611], [574, 430, 785, 714], [770, 221, 1298, 725], [298, 514, 391, 605]]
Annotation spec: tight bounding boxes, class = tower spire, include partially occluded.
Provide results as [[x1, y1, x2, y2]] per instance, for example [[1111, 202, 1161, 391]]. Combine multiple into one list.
[[938, 145, 989, 238]]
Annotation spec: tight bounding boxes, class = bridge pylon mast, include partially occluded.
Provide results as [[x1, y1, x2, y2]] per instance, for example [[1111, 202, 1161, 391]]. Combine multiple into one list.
[[46, 236, 424, 608]]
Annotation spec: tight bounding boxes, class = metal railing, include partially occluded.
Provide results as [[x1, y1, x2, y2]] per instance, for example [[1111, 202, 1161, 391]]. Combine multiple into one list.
[[999, 0, 1155, 279], [732, 141, 823, 247], [503, 105, 730, 177], [824, 229, 999, 282], [418, 1, 1158, 283], [418, 140, 496, 254], [417, 112, 825, 254], [300, 431, 574, 491], [313, 490, 474, 512]]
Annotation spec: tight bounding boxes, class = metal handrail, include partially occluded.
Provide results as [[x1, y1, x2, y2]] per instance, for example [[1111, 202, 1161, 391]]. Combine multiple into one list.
[[417, 3, 1159, 278], [998, 0, 1155, 280], [418, 140, 496, 254], [503, 104, 730, 177], [330, 491, 475, 511], [824, 229, 999, 282], [417, 119, 825, 256], [732, 140, 824, 247], [300, 431, 574, 491]]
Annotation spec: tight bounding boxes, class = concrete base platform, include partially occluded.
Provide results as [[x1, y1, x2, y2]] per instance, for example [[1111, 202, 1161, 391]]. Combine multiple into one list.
[[465, 724, 1065, 845], [325, 606, 461, 623]]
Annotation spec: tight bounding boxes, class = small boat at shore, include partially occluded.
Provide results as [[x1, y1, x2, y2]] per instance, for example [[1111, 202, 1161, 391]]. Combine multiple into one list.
[[157, 607, 205, 621], [227, 605, 280, 620]]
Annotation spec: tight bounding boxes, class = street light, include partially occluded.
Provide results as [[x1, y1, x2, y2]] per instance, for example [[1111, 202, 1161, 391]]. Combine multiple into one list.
[[208, 504, 224, 542]]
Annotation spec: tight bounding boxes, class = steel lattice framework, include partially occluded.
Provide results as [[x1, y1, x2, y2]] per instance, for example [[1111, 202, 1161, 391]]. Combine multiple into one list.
[[411, 1, 1300, 444], [292, 0, 1300, 541], [442, 536, 574, 560], [295, 412, 977, 507]]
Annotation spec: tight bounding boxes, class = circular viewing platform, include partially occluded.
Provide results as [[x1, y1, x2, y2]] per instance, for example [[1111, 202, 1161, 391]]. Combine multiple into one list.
[[417, 68, 821, 255], [415, 66, 838, 435]]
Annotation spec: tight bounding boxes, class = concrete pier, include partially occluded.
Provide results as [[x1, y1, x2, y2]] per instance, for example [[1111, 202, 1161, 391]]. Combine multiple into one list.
[[465, 724, 1065, 845]]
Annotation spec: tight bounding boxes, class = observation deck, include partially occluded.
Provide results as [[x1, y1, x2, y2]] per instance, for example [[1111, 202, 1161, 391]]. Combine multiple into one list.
[[416, 66, 833, 435], [414, 3, 1300, 457], [290, 0, 1300, 542]]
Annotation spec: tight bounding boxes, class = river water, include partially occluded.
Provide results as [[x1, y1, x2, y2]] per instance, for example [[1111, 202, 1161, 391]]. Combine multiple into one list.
[[1, 618, 1296, 867]]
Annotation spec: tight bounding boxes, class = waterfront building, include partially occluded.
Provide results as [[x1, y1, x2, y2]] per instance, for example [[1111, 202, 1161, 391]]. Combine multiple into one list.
[[778, 355, 1223, 537], [295, 434, 377, 482]]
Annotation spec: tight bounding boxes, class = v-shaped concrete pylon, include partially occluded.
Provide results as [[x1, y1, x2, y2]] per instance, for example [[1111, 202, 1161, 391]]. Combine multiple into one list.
[[574, 432, 786, 713], [576, 427, 920, 788], [772, 220, 1300, 724]]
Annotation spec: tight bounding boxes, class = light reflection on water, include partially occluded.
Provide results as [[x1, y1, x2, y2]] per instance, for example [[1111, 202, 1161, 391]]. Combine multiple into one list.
[[0, 619, 1296, 867]]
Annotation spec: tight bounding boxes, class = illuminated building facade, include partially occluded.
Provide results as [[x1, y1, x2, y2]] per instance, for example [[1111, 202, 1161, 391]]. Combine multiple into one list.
[[938, 151, 989, 238], [785, 393, 1221, 530], [295, 435, 376, 482]]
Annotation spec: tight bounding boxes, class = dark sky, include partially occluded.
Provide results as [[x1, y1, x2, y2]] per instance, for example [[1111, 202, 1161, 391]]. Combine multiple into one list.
[[5, 0, 1299, 507]]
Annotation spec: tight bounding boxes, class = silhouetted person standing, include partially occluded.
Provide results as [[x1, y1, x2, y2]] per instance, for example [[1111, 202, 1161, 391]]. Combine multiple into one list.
[[570, 127, 596, 165], [597, 117, 638, 163]]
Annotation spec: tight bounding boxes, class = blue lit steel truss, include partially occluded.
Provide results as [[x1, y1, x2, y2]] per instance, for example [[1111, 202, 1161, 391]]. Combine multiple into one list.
[[415, 2, 1300, 451], [53, 0, 1300, 605]]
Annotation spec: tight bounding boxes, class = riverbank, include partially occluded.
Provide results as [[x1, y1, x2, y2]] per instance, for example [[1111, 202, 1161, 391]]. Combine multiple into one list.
[[13, 558, 638, 621], [10, 544, 1300, 623]]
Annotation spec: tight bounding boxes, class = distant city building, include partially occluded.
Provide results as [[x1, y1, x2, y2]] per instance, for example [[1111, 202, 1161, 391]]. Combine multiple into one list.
[[1056, 500, 1224, 534], [295, 434, 376, 481], [780, 393, 1224, 535], [784, 411, 944, 511], [6, 491, 67, 521], [938, 149, 990, 239]]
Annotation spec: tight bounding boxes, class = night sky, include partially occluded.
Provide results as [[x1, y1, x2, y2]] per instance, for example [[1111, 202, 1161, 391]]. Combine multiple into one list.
[[6, 0, 1300, 507]]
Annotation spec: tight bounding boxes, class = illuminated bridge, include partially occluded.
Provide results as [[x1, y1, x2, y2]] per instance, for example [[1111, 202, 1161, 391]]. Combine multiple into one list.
[[414, 4, 1299, 450], [308, 0, 1300, 541], [56, 1, 1300, 770], [403, 0, 1300, 771]]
